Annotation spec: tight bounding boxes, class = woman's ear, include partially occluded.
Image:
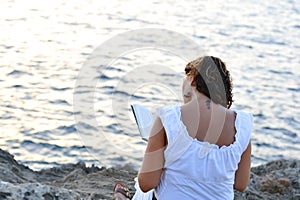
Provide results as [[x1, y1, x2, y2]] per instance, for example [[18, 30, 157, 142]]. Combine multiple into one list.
[[189, 76, 196, 87]]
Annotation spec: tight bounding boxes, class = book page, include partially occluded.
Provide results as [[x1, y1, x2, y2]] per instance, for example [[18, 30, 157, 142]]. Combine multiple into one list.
[[131, 104, 154, 141]]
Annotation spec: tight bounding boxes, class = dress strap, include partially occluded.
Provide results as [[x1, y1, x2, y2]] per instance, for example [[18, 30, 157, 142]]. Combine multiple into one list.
[[156, 106, 194, 167], [234, 110, 254, 153]]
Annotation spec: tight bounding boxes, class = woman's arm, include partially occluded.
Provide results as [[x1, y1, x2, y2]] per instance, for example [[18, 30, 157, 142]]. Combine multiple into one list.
[[234, 142, 252, 192], [138, 117, 167, 192]]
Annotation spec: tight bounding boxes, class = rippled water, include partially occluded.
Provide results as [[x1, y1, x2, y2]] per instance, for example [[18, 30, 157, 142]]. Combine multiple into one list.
[[0, 0, 299, 170]]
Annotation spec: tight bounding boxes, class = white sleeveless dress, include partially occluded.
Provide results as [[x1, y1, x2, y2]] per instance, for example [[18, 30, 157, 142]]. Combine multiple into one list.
[[133, 105, 253, 200]]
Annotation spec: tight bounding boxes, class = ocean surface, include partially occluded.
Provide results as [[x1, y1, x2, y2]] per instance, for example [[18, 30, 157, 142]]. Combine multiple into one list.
[[0, 0, 299, 170]]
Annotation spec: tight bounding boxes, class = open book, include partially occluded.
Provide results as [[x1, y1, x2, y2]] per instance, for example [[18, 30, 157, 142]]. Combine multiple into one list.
[[131, 104, 154, 141]]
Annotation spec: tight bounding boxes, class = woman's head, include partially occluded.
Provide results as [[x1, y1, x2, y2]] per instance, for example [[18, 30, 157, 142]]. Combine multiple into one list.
[[184, 56, 233, 108]]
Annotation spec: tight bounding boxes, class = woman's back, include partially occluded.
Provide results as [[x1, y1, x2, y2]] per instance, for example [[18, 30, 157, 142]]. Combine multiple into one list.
[[180, 94, 237, 148]]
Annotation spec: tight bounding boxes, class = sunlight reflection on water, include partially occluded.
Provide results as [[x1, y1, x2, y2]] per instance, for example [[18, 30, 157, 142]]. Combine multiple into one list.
[[0, 0, 299, 170]]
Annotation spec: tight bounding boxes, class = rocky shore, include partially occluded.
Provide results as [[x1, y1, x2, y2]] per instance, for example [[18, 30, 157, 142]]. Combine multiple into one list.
[[0, 149, 299, 200]]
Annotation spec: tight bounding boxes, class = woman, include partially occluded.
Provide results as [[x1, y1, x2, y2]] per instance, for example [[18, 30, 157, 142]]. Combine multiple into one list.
[[115, 56, 253, 199]]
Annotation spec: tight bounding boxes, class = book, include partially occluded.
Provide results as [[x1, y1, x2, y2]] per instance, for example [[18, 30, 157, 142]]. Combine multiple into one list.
[[131, 104, 154, 141]]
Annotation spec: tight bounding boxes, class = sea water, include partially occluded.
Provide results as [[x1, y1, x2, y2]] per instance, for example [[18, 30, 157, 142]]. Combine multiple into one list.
[[0, 0, 299, 170]]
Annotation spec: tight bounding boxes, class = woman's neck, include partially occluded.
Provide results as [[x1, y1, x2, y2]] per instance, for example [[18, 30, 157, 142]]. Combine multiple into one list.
[[190, 92, 210, 106]]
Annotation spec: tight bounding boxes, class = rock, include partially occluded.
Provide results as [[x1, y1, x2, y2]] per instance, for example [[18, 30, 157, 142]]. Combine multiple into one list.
[[0, 182, 81, 200], [0, 148, 299, 199], [0, 149, 37, 184], [234, 159, 300, 200]]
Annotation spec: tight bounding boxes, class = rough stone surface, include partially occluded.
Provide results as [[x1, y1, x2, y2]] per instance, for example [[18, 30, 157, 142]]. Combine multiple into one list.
[[235, 159, 300, 200], [0, 182, 81, 200], [0, 149, 299, 200]]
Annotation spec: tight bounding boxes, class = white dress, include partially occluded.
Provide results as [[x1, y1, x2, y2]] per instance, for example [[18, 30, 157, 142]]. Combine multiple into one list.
[[133, 105, 253, 200]]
